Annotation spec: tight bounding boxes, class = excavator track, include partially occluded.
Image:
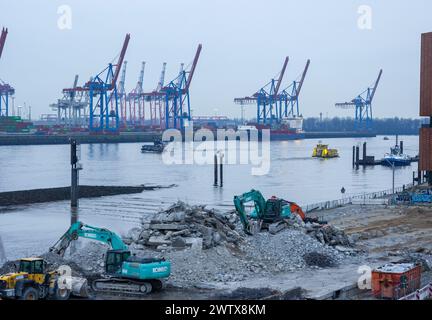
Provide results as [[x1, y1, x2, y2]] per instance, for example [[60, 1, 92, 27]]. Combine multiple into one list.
[[92, 278, 162, 296]]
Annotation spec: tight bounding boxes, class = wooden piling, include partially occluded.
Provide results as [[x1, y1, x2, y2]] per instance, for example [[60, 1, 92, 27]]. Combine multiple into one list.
[[362, 142, 367, 165], [214, 153, 218, 186], [219, 154, 224, 188], [355, 146, 360, 169]]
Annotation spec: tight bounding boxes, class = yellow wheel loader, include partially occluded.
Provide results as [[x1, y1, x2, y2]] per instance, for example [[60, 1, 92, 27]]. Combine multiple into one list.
[[0, 257, 70, 300]]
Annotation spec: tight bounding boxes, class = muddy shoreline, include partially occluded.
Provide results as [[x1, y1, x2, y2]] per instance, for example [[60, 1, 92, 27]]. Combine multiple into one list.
[[0, 184, 175, 206]]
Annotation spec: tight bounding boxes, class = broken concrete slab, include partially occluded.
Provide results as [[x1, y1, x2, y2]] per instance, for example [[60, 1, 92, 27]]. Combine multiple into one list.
[[150, 224, 188, 231], [147, 236, 172, 246]]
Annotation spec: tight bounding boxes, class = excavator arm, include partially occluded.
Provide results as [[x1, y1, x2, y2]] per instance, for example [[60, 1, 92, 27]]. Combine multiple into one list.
[[233, 189, 267, 235], [50, 221, 128, 256]]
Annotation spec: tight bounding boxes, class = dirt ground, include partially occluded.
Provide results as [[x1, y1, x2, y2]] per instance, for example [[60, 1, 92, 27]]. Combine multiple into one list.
[[315, 205, 432, 256]]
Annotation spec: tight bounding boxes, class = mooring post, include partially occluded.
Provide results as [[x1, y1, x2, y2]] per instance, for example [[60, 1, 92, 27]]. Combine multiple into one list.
[[413, 171, 416, 185], [352, 146, 355, 167], [400, 140, 404, 154], [362, 142, 367, 165], [418, 169, 422, 186], [219, 152, 224, 188], [214, 153, 218, 187], [355, 146, 360, 169]]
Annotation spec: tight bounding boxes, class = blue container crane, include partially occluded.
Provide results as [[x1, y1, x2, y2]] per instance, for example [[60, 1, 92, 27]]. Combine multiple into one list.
[[335, 69, 383, 130], [161, 44, 202, 129], [63, 34, 130, 132], [234, 57, 289, 124], [0, 27, 15, 117], [279, 59, 310, 118]]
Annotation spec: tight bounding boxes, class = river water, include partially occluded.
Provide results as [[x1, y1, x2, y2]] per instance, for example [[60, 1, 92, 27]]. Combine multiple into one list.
[[0, 135, 419, 260]]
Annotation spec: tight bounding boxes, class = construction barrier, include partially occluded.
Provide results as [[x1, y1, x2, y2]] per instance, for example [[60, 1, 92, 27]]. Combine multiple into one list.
[[399, 283, 432, 300]]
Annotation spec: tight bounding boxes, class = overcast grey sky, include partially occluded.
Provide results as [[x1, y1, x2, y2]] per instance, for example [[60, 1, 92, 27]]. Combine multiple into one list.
[[0, 0, 430, 119]]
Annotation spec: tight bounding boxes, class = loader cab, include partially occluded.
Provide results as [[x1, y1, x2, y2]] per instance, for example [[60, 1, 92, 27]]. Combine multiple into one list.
[[18, 258, 48, 285], [18, 258, 46, 275], [105, 250, 131, 275]]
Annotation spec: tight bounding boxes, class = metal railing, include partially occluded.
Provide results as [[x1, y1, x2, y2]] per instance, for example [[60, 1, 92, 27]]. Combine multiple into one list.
[[304, 183, 414, 213]]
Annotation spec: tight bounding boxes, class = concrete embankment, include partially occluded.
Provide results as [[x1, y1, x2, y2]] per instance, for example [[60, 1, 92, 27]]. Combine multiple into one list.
[[0, 185, 172, 206], [0, 131, 379, 146], [0, 132, 161, 146]]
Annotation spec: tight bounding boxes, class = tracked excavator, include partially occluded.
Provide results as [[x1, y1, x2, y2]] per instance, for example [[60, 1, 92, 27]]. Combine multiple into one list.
[[50, 221, 170, 295], [234, 189, 312, 235]]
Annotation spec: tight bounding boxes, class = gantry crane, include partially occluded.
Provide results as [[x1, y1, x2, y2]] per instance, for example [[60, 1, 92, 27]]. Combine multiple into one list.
[[63, 34, 130, 132], [117, 61, 128, 126], [127, 61, 146, 125], [279, 59, 310, 118], [141, 62, 167, 129], [335, 69, 383, 130], [234, 57, 289, 125], [161, 44, 202, 129], [0, 27, 15, 117]]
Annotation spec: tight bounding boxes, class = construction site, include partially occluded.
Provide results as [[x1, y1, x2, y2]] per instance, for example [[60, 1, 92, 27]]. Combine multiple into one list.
[[1, 2, 432, 310]]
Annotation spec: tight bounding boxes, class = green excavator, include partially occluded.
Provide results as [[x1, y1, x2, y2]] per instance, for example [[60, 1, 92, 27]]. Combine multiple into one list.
[[50, 221, 171, 295], [234, 189, 308, 235]]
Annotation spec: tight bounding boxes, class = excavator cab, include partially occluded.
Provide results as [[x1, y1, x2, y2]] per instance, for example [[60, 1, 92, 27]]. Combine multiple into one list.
[[263, 198, 286, 223], [105, 250, 131, 275]]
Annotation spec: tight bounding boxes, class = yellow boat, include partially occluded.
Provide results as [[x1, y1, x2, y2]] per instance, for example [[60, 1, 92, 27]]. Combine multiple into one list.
[[312, 143, 339, 158]]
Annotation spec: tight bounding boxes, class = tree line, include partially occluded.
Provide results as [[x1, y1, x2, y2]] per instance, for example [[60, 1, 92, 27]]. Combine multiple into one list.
[[303, 117, 427, 135]]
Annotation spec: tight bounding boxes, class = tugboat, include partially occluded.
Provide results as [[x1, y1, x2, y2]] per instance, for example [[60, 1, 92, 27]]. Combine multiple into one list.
[[382, 143, 411, 167], [141, 139, 167, 153], [312, 142, 339, 158]]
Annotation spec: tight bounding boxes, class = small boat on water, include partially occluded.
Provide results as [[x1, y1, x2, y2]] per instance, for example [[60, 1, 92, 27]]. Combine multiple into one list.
[[312, 142, 339, 158], [382, 144, 411, 166], [141, 140, 167, 153], [383, 136, 390, 141]]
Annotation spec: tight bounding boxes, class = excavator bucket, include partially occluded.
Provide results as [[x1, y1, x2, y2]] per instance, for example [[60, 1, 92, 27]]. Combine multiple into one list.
[[246, 220, 263, 235]]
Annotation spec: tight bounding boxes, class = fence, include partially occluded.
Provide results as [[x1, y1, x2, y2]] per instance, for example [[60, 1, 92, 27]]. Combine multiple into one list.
[[399, 283, 432, 300], [303, 183, 414, 213]]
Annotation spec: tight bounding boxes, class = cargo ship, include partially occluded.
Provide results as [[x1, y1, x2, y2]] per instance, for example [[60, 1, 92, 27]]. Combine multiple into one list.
[[238, 116, 305, 141]]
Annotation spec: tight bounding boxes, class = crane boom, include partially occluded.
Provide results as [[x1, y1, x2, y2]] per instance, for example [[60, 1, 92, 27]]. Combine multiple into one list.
[[111, 33, 130, 89], [274, 56, 289, 96], [177, 63, 184, 86], [118, 61, 127, 95], [369, 69, 383, 103], [157, 62, 167, 91], [0, 27, 7, 60], [184, 44, 202, 92], [296, 59, 311, 97], [136, 61, 145, 94], [50, 221, 128, 257]]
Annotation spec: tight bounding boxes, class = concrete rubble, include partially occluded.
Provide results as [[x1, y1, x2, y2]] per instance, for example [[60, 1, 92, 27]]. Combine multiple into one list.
[[123, 201, 243, 251], [267, 213, 355, 253]]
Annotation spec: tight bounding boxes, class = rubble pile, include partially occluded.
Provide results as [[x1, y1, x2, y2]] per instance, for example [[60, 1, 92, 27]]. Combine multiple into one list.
[[268, 214, 354, 248], [123, 201, 242, 251]]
